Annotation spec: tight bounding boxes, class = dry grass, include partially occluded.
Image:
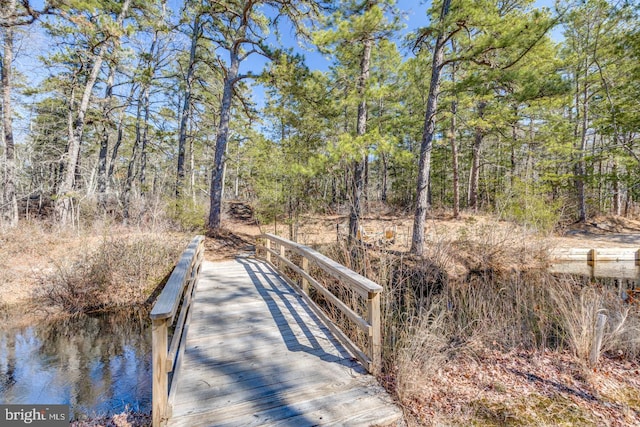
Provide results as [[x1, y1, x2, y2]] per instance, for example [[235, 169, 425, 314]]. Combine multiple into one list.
[[299, 220, 640, 426], [551, 284, 640, 362], [33, 233, 187, 314], [0, 221, 189, 318], [0, 221, 93, 307]]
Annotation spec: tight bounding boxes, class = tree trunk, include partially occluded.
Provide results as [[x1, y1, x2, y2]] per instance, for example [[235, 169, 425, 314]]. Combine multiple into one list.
[[348, 24, 372, 242], [2, 22, 18, 226], [177, 14, 200, 198], [139, 83, 151, 196], [233, 141, 240, 199], [208, 51, 240, 231], [612, 161, 621, 216], [139, 33, 158, 198], [468, 101, 486, 212], [575, 96, 588, 223], [411, 0, 452, 256], [97, 66, 115, 212], [55, 0, 132, 225], [107, 84, 135, 189], [450, 99, 460, 218], [381, 152, 388, 203], [190, 130, 196, 202], [510, 105, 518, 189], [122, 88, 144, 222], [573, 41, 590, 223]]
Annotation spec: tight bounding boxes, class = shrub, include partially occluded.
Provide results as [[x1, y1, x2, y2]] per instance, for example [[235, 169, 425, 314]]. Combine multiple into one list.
[[495, 178, 563, 234], [36, 234, 186, 314], [168, 197, 207, 232]]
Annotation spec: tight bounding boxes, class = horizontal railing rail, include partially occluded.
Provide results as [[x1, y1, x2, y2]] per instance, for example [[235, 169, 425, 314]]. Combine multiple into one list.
[[257, 233, 383, 374], [550, 247, 640, 265], [150, 235, 205, 427]]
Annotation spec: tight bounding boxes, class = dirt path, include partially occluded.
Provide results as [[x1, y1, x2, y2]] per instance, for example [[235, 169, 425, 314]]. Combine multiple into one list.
[[220, 204, 640, 252], [554, 230, 640, 248]]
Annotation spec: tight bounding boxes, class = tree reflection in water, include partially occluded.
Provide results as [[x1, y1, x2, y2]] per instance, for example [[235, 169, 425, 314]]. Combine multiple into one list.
[[0, 309, 151, 420]]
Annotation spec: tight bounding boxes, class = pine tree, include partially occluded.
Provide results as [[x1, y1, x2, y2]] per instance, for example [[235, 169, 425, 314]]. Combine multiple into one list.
[[204, 0, 321, 232]]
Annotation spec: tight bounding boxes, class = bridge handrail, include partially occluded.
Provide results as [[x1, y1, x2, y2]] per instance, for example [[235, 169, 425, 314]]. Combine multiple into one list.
[[150, 235, 205, 427], [550, 247, 640, 264], [257, 233, 382, 374]]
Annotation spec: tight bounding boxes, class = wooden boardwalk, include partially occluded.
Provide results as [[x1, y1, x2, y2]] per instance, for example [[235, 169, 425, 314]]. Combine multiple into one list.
[[167, 257, 402, 427]]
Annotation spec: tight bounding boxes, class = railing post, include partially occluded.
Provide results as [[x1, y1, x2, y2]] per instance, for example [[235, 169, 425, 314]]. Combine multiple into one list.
[[588, 249, 597, 279], [280, 244, 286, 268], [301, 257, 309, 295], [590, 313, 607, 366], [367, 291, 381, 375], [152, 318, 169, 427], [266, 238, 271, 263]]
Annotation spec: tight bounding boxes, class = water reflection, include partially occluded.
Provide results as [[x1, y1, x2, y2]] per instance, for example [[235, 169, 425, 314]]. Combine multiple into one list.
[[0, 310, 151, 420], [549, 260, 640, 281]]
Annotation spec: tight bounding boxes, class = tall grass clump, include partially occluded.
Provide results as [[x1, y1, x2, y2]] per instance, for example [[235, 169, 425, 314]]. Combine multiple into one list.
[[317, 225, 639, 401], [551, 283, 640, 361], [36, 234, 187, 314]]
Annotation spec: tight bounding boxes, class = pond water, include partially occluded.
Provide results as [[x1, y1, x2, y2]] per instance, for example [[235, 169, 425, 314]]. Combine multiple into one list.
[[0, 310, 151, 420]]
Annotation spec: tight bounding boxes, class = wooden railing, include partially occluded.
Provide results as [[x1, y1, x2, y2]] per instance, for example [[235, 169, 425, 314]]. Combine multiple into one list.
[[257, 233, 383, 374], [551, 247, 640, 264], [550, 247, 640, 280], [150, 235, 205, 427]]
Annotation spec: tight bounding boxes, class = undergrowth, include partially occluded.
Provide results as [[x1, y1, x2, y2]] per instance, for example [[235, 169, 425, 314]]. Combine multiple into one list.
[[35, 234, 187, 314], [296, 226, 640, 425]]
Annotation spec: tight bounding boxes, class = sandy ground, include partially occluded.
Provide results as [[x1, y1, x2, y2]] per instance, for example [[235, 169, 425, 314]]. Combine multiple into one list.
[[0, 225, 187, 309], [222, 205, 640, 251], [3, 208, 639, 309]]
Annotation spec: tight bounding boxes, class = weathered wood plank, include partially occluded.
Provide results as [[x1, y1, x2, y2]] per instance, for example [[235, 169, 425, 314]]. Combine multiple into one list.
[[151, 235, 204, 321], [173, 359, 353, 403], [268, 393, 402, 427], [176, 350, 353, 384], [265, 247, 373, 334], [549, 260, 640, 279], [169, 381, 367, 427], [151, 319, 168, 427], [550, 247, 640, 262], [203, 387, 389, 427], [151, 235, 205, 427], [181, 332, 343, 362], [166, 278, 195, 372], [261, 233, 382, 297], [176, 351, 359, 389], [171, 374, 375, 424], [166, 258, 401, 427]]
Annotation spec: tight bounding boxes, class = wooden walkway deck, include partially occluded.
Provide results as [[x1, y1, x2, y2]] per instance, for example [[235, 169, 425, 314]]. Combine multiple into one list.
[[167, 257, 402, 427]]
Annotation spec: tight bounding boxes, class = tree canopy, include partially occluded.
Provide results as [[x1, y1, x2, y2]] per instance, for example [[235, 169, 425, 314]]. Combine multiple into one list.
[[0, 0, 638, 244]]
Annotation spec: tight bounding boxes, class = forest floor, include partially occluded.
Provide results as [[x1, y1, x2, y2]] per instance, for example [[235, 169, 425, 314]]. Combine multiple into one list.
[[2, 204, 640, 426], [212, 200, 640, 259], [0, 224, 188, 321], [212, 202, 640, 427], [3, 203, 638, 310]]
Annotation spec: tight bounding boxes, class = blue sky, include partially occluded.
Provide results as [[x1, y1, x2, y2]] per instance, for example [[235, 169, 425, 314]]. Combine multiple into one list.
[[11, 0, 564, 142], [278, 0, 561, 72], [249, 0, 563, 109]]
